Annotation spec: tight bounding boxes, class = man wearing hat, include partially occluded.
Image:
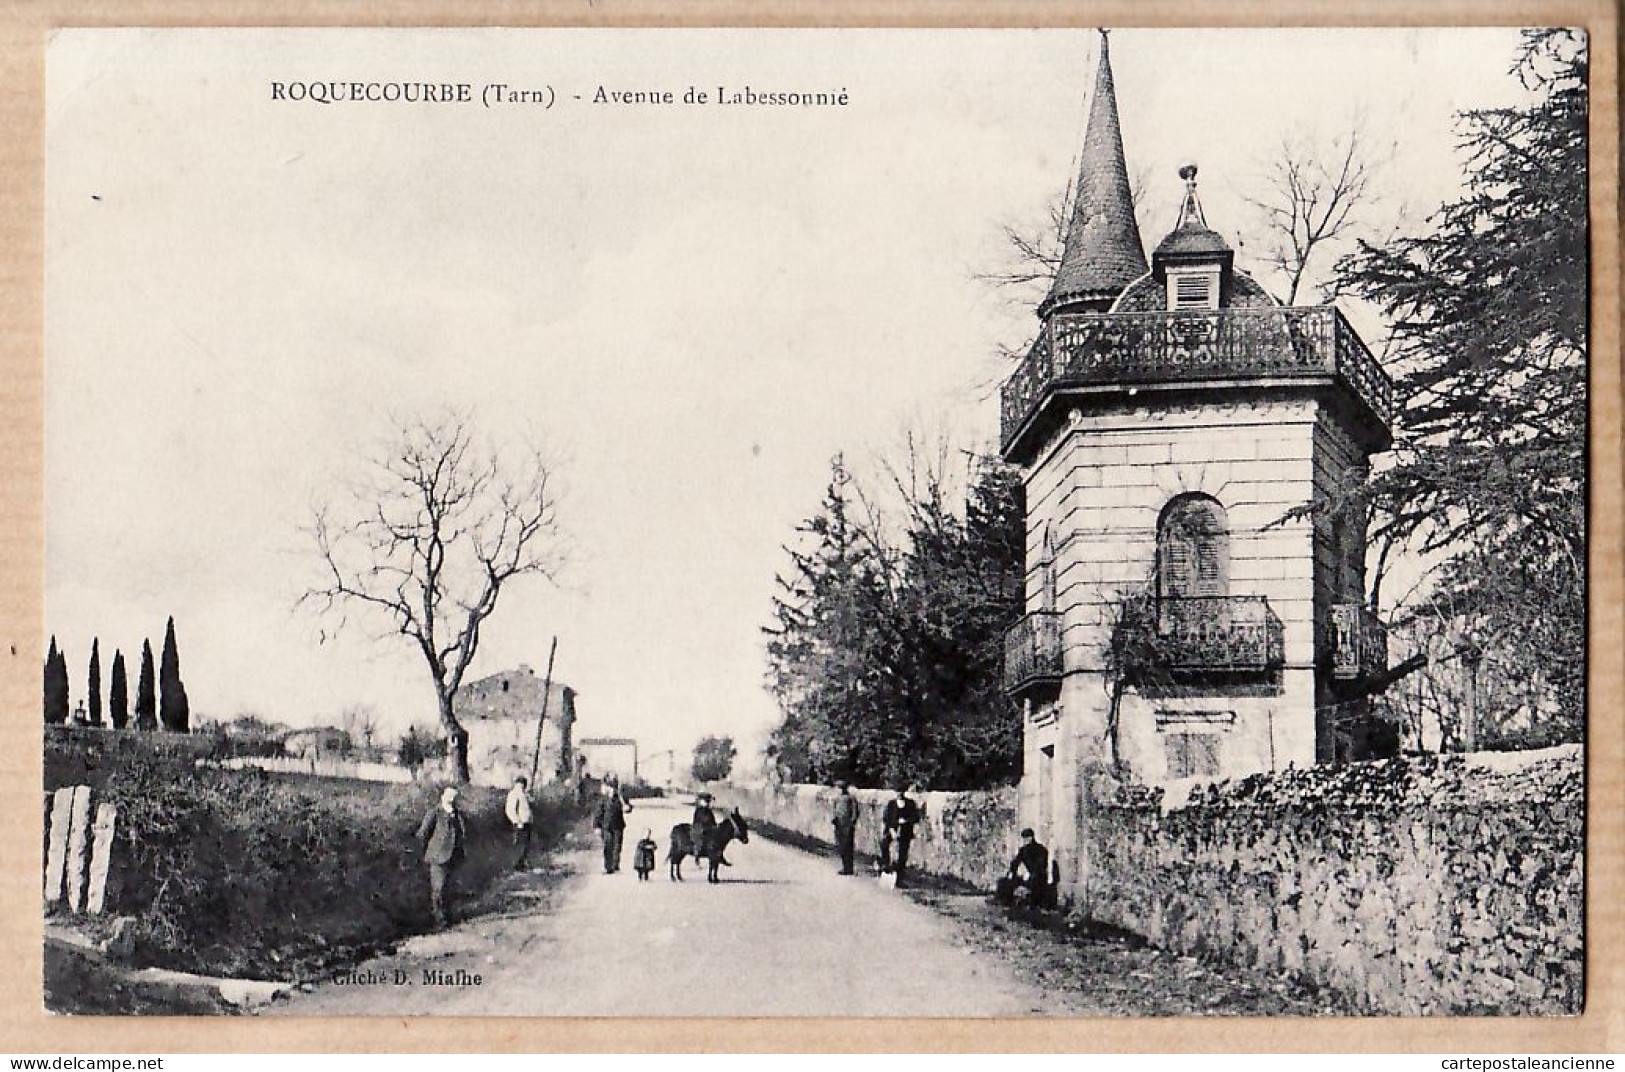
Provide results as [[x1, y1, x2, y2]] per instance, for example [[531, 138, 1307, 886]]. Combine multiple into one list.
[[881, 784, 921, 884], [592, 779, 632, 873], [415, 785, 467, 928], [996, 828, 1052, 907], [831, 780, 858, 875]]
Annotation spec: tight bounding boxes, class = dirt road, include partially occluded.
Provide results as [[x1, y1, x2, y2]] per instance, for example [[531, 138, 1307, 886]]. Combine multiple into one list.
[[268, 798, 1052, 1017]]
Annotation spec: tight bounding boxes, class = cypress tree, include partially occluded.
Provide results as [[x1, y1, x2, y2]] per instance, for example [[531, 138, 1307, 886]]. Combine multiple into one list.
[[135, 640, 157, 731], [42, 636, 54, 722], [87, 639, 103, 727], [43, 637, 69, 725], [159, 616, 189, 732], [109, 650, 129, 730]]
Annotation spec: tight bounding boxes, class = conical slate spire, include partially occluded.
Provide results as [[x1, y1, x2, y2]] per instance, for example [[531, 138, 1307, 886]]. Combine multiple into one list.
[[1040, 31, 1149, 318]]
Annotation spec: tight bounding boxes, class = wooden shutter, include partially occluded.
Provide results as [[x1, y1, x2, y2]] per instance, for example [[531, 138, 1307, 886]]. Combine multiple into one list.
[[1164, 733, 1221, 779], [1159, 496, 1228, 600], [1162, 527, 1196, 598]]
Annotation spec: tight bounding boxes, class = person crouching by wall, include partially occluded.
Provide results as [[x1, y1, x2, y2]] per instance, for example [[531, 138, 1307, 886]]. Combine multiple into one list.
[[996, 828, 1052, 909], [415, 786, 466, 929]]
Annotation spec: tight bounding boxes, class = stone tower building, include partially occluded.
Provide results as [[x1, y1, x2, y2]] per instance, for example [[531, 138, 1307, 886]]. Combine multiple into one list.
[[999, 34, 1395, 898], [458, 664, 577, 788]]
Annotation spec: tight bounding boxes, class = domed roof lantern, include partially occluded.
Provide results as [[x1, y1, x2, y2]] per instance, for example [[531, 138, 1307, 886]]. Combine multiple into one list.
[[1152, 163, 1234, 308], [1154, 163, 1232, 260]]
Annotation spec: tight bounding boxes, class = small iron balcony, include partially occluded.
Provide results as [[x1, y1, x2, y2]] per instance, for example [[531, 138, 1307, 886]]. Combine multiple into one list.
[[1122, 594, 1286, 677], [1003, 611, 1063, 697], [1330, 602, 1389, 681]]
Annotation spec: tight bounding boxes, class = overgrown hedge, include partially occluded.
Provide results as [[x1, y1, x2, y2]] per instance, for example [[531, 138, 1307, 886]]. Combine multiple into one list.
[[94, 754, 578, 979], [45, 723, 213, 790]]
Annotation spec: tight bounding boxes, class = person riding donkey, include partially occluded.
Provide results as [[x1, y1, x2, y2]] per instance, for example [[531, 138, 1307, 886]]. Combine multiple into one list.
[[691, 790, 730, 867]]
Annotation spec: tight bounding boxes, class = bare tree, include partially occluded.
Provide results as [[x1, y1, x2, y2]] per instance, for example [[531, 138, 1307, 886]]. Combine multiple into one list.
[[977, 165, 1156, 319], [977, 179, 1074, 304], [301, 411, 564, 783], [1242, 124, 1387, 304]]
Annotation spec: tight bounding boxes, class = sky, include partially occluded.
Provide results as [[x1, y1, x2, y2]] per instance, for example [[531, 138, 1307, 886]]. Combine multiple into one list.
[[44, 26, 1533, 768]]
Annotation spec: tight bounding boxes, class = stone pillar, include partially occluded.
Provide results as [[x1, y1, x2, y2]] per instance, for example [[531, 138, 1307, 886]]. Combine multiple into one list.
[[65, 785, 93, 912], [87, 803, 118, 915], [42, 787, 74, 904]]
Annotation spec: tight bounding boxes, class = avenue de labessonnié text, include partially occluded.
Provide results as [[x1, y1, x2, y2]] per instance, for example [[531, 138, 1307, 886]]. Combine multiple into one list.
[[268, 81, 850, 109]]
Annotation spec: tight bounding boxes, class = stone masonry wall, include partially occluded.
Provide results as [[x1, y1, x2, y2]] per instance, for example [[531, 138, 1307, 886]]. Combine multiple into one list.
[[722, 783, 1018, 891], [731, 744, 1581, 1015], [1087, 745, 1583, 1015]]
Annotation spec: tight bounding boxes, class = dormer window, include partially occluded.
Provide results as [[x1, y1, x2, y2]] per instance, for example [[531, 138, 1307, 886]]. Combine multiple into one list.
[[1168, 267, 1219, 311], [1151, 164, 1233, 312]]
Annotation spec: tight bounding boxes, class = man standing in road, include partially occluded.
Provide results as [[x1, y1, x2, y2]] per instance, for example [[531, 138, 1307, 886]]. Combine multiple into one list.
[[415, 786, 466, 928], [506, 775, 534, 872], [831, 780, 858, 875], [881, 785, 921, 885], [592, 778, 632, 874]]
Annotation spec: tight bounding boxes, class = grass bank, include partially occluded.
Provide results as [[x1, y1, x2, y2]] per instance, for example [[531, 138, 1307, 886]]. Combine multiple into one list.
[[47, 740, 581, 986]]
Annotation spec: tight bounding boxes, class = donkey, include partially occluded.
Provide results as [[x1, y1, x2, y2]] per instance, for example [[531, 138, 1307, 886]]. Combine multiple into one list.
[[667, 807, 750, 883]]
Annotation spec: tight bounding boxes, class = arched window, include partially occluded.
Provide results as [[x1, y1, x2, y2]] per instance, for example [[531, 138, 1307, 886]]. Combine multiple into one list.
[[1157, 494, 1229, 600]]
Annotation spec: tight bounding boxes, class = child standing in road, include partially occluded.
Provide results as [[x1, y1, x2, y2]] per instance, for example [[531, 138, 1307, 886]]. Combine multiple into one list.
[[633, 828, 658, 881]]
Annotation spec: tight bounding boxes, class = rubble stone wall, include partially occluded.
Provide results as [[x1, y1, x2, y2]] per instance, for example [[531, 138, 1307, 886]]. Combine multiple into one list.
[[1087, 746, 1583, 1015], [720, 782, 1018, 890]]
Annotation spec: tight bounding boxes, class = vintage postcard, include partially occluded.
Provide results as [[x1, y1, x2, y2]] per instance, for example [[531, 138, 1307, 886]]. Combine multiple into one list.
[[38, 24, 1594, 1027]]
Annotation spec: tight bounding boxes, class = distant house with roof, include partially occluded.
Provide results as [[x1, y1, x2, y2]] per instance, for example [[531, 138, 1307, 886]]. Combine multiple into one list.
[[458, 664, 577, 788], [283, 726, 352, 758], [577, 736, 638, 784]]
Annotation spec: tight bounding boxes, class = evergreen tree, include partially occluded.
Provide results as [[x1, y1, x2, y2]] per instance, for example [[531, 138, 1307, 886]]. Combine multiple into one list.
[[43, 636, 69, 725], [109, 650, 129, 730], [1338, 29, 1587, 741], [86, 639, 102, 727], [892, 457, 1024, 788], [135, 640, 157, 731], [764, 456, 897, 785], [763, 451, 1025, 790], [159, 616, 190, 732]]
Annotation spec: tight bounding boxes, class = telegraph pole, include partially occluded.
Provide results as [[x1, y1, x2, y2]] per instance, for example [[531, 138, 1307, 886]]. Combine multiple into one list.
[[529, 636, 559, 784]]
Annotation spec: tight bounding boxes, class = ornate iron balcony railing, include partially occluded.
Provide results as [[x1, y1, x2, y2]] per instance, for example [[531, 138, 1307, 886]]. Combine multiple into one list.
[[1003, 610, 1063, 696], [1123, 594, 1285, 676], [1330, 602, 1388, 681], [999, 306, 1394, 456]]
